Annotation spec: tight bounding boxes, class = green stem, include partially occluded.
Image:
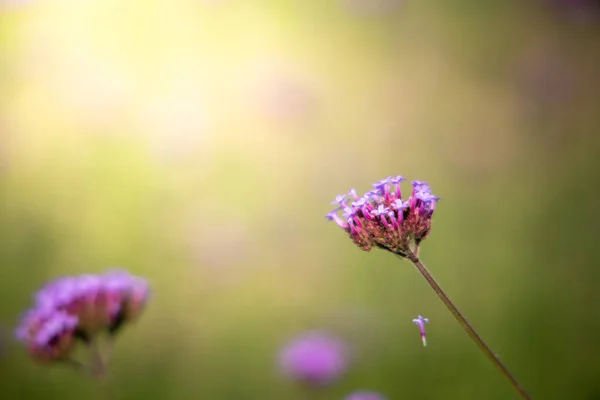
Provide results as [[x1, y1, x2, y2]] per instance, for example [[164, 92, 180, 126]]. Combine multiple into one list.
[[64, 357, 92, 373], [90, 339, 108, 380], [405, 248, 532, 400]]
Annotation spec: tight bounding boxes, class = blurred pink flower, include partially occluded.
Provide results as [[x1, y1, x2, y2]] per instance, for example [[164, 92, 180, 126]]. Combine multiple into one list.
[[279, 331, 351, 387]]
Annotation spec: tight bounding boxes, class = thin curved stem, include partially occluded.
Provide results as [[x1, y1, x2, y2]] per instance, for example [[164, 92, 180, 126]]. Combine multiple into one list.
[[404, 248, 532, 400], [64, 357, 91, 373], [90, 339, 108, 380], [89, 339, 114, 400]]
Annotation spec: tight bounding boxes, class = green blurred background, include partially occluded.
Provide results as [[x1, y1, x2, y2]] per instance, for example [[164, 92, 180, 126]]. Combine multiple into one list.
[[1, 1, 600, 399]]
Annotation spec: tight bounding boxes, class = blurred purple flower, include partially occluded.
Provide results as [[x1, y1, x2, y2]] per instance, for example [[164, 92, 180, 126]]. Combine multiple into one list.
[[344, 391, 387, 400], [15, 270, 150, 365], [279, 331, 350, 387], [326, 175, 439, 256]]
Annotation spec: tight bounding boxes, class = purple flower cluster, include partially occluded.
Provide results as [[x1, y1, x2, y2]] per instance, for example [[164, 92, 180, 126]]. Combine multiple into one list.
[[326, 176, 439, 256], [279, 331, 350, 387], [344, 391, 387, 400], [15, 269, 150, 364]]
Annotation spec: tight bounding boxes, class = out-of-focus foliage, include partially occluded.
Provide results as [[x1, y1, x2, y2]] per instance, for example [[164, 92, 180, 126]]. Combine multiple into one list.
[[1, 1, 600, 399]]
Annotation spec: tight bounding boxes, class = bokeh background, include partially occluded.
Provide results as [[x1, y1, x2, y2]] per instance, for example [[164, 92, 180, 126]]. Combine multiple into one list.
[[1, 1, 600, 399]]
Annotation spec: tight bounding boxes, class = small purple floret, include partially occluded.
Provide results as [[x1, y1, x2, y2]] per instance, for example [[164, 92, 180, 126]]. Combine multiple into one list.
[[352, 197, 367, 207], [389, 175, 406, 184], [331, 194, 347, 206], [391, 199, 406, 210], [416, 191, 437, 202], [372, 177, 392, 190], [411, 180, 428, 188], [342, 206, 355, 219], [370, 204, 390, 216]]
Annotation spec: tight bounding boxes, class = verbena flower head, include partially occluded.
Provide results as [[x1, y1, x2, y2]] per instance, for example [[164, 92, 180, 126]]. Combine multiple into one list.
[[15, 269, 150, 364], [344, 390, 388, 400], [326, 176, 439, 257], [279, 331, 350, 387]]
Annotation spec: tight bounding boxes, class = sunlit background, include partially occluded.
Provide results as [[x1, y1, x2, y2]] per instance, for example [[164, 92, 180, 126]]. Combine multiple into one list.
[[1, 1, 600, 399]]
